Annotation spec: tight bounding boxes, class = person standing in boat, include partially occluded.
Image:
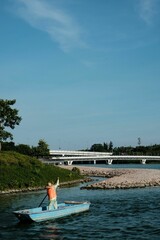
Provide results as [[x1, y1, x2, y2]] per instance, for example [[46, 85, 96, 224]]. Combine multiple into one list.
[[46, 177, 59, 210]]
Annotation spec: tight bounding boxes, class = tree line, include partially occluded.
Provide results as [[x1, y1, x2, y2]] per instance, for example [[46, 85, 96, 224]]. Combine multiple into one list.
[[88, 142, 160, 156], [2, 139, 49, 157], [1, 98, 160, 156], [3, 140, 160, 156]]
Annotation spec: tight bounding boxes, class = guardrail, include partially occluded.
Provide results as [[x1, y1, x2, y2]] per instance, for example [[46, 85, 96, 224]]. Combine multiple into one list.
[[41, 154, 160, 165]]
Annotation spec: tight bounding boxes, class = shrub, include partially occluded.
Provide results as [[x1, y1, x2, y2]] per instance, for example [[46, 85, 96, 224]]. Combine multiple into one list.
[[0, 151, 83, 191], [72, 167, 81, 175]]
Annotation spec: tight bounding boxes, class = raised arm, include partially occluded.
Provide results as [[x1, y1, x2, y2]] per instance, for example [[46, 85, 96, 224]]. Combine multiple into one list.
[[54, 177, 59, 189]]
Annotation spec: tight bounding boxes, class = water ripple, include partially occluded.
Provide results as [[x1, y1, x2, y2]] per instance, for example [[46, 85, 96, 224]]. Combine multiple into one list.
[[0, 174, 160, 239]]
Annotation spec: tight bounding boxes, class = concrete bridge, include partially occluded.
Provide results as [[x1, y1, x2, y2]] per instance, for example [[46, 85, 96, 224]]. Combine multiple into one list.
[[41, 150, 160, 165]]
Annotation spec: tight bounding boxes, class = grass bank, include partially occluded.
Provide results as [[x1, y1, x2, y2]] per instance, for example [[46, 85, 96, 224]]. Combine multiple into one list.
[[0, 151, 83, 192]]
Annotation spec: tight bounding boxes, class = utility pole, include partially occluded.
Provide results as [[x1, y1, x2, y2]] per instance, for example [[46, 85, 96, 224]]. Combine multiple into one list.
[[138, 137, 141, 146]]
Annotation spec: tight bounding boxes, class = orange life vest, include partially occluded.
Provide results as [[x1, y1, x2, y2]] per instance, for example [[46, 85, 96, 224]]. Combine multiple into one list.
[[47, 186, 57, 200]]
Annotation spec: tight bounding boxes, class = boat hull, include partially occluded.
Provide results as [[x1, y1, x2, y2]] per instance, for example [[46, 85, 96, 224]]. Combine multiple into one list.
[[13, 201, 90, 222]]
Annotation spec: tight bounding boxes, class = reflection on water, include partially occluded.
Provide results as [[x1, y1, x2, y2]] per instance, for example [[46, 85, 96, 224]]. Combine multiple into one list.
[[39, 224, 61, 240], [0, 164, 160, 239]]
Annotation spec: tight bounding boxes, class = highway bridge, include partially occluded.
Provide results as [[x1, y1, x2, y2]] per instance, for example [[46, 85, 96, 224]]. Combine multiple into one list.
[[40, 150, 160, 165]]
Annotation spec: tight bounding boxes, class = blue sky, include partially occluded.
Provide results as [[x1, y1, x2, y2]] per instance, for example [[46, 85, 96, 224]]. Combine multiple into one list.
[[1, 0, 160, 150]]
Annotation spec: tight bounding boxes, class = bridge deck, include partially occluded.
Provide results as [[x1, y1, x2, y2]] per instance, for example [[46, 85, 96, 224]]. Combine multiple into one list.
[[44, 150, 160, 165]]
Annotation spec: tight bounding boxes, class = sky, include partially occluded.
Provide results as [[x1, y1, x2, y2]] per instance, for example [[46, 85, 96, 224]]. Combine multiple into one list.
[[1, 0, 160, 150]]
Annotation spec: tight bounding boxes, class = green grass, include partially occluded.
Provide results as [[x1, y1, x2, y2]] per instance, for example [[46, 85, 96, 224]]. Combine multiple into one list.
[[0, 151, 83, 191]]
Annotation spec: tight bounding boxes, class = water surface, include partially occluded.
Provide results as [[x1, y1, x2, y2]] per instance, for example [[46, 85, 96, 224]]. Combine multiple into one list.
[[0, 164, 160, 239]]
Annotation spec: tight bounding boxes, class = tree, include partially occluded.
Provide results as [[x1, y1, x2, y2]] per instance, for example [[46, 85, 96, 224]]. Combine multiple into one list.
[[2, 141, 15, 151], [90, 143, 105, 152], [109, 141, 113, 151], [32, 139, 50, 156], [103, 142, 108, 151], [15, 144, 32, 155], [0, 99, 22, 150]]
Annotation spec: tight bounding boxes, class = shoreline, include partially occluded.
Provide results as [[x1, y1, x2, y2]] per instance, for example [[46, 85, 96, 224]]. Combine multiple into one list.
[[0, 178, 91, 195], [1, 165, 160, 193], [60, 165, 160, 190]]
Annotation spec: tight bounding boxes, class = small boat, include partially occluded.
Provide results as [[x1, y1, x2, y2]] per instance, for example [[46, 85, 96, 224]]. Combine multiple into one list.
[[13, 201, 91, 222]]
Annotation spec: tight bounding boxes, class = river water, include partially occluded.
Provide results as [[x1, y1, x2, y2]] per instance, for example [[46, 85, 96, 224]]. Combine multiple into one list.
[[0, 164, 160, 240]]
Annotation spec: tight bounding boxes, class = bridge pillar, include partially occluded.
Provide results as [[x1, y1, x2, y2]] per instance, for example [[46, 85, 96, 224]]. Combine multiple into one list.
[[141, 159, 146, 164], [94, 160, 96, 164], [106, 159, 113, 165], [68, 161, 73, 165], [65, 160, 73, 165]]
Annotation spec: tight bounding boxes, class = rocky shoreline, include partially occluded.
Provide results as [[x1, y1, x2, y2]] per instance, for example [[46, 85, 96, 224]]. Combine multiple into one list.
[[60, 165, 160, 190], [0, 178, 91, 195], [1, 166, 160, 193]]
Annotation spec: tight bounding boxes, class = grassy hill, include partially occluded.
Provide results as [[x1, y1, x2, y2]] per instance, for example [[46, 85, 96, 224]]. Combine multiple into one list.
[[0, 151, 83, 191]]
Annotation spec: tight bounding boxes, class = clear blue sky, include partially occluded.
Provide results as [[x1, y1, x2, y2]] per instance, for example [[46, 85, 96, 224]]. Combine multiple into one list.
[[1, 0, 160, 150]]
